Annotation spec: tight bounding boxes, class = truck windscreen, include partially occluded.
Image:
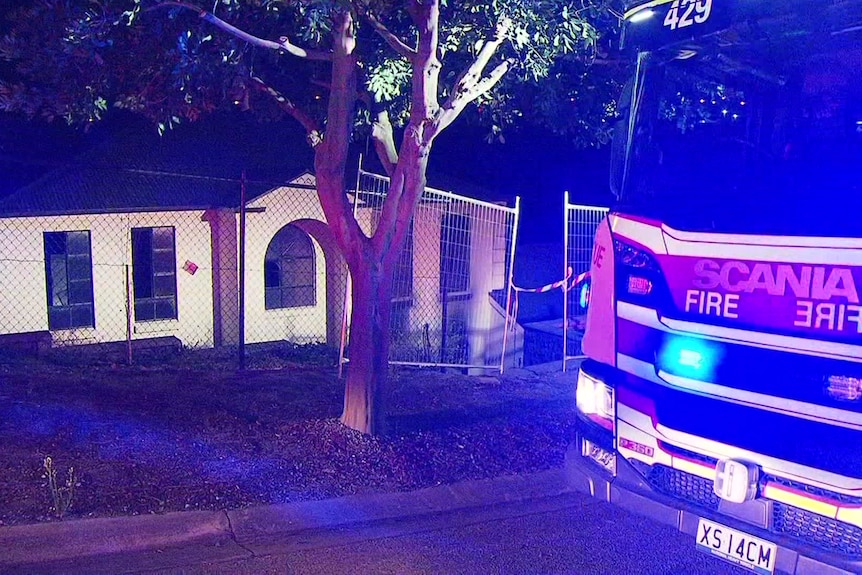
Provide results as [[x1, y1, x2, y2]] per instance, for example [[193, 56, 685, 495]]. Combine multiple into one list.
[[619, 44, 862, 237]]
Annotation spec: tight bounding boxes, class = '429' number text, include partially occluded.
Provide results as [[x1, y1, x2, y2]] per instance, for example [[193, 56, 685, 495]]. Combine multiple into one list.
[[663, 0, 713, 31]]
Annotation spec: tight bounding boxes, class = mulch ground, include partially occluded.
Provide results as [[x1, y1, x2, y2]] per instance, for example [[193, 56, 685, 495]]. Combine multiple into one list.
[[0, 345, 577, 526]]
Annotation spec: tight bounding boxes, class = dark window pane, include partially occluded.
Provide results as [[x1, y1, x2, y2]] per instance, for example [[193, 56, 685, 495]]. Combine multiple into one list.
[[44, 232, 66, 256], [49, 255, 68, 306], [154, 298, 176, 320], [133, 267, 153, 299], [153, 274, 176, 297], [264, 260, 280, 288], [70, 304, 94, 328], [66, 231, 90, 255], [68, 280, 92, 305], [152, 250, 175, 273], [48, 308, 71, 330], [67, 255, 91, 281], [265, 288, 280, 310], [151, 227, 175, 250], [135, 302, 155, 322], [132, 230, 154, 299]]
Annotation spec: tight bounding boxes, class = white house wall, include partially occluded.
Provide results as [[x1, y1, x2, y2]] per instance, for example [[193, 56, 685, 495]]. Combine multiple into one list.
[[241, 183, 329, 345], [0, 211, 215, 348]]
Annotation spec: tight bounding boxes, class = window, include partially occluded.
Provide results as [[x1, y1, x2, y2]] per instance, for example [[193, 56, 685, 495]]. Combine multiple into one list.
[[131, 227, 177, 322], [392, 222, 414, 301], [439, 212, 471, 296], [264, 225, 316, 309], [43, 231, 95, 330]]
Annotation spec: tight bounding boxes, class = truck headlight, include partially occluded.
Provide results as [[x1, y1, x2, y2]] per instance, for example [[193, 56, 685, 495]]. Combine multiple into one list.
[[576, 369, 615, 431]]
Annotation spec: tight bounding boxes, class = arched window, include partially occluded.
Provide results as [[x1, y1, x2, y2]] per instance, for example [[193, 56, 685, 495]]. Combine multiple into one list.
[[264, 225, 316, 309]]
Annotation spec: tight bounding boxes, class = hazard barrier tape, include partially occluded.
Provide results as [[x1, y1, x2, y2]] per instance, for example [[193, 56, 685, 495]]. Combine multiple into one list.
[[505, 268, 592, 331]]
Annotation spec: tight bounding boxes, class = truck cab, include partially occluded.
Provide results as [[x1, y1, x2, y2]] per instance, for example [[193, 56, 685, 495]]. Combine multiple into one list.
[[569, 2, 862, 573]]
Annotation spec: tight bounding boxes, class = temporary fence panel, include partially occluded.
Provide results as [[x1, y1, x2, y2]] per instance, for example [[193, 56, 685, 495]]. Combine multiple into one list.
[[340, 163, 521, 372], [563, 191, 609, 370]]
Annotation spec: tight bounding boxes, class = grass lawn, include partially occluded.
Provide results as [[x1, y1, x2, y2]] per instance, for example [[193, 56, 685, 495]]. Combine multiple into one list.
[[0, 344, 577, 526]]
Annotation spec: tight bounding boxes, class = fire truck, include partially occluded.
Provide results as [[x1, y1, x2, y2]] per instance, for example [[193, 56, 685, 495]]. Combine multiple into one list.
[[569, 1, 862, 573]]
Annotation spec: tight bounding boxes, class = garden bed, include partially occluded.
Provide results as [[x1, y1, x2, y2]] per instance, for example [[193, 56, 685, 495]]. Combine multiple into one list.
[[0, 345, 576, 526]]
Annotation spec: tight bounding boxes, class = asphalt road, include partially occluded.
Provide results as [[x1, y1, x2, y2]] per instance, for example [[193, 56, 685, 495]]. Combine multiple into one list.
[[149, 492, 748, 575]]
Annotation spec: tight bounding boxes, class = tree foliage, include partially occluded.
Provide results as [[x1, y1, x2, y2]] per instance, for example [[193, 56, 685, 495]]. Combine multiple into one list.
[[0, 0, 624, 142]]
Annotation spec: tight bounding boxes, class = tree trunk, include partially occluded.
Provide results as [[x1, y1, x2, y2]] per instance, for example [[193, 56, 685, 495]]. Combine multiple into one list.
[[340, 257, 394, 435]]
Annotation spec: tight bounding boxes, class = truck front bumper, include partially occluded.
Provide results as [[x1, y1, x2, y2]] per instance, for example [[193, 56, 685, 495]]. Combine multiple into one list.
[[570, 360, 862, 575]]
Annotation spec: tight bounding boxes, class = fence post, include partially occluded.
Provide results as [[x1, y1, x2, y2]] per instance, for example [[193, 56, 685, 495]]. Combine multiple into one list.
[[562, 191, 570, 372], [125, 263, 133, 365], [238, 170, 247, 371], [500, 196, 521, 375]]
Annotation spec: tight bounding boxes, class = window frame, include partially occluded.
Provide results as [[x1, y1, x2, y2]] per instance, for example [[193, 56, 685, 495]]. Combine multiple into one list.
[[43, 230, 96, 330], [264, 224, 317, 310], [131, 226, 179, 323]]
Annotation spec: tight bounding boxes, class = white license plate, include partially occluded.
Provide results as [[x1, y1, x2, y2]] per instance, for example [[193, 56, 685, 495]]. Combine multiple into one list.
[[696, 518, 777, 574]]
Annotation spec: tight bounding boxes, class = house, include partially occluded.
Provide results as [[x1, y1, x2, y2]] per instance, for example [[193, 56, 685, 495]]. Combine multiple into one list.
[[0, 122, 523, 369]]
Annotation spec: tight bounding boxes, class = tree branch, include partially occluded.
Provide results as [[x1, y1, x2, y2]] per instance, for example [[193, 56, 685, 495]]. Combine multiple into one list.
[[370, 109, 398, 177], [148, 2, 332, 60], [248, 76, 322, 147], [406, 0, 441, 125], [452, 19, 509, 95], [365, 11, 417, 60], [431, 58, 513, 139], [426, 18, 513, 142], [313, 9, 368, 268]]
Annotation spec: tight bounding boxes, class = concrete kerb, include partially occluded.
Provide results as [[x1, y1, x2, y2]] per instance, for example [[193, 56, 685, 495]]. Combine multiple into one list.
[[0, 508, 232, 566], [0, 469, 576, 570]]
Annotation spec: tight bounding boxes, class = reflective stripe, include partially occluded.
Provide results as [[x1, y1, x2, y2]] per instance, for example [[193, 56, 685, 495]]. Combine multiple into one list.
[[618, 300, 862, 363]]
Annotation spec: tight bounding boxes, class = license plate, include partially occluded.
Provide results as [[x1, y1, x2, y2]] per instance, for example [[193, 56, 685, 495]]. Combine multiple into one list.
[[696, 518, 777, 574]]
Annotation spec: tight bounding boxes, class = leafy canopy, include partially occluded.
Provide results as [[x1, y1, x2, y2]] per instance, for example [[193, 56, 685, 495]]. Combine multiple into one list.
[[0, 1, 624, 144]]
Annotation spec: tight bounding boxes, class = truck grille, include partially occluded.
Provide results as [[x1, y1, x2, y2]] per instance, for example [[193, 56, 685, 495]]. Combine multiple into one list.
[[773, 502, 862, 557], [641, 464, 862, 557], [761, 473, 862, 506], [646, 465, 720, 510]]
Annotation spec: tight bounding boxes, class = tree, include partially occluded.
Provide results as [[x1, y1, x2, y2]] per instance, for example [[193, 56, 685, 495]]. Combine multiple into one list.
[[0, 0, 622, 435]]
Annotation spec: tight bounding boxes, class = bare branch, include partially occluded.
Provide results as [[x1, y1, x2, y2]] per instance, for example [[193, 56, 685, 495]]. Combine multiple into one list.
[[448, 18, 510, 105], [148, 2, 332, 61], [370, 110, 398, 176], [424, 18, 513, 142], [360, 9, 416, 60], [248, 76, 322, 147], [430, 57, 514, 141]]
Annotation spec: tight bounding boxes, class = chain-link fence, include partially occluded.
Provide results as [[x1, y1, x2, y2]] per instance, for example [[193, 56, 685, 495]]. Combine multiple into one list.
[[0, 167, 522, 372], [342, 162, 522, 373], [0, 208, 227, 362], [563, 191, 609, 369]]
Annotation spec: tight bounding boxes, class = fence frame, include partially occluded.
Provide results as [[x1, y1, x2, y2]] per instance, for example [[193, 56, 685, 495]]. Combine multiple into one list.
[[563, 190, 610, 371], [338, 157, 521, 374]]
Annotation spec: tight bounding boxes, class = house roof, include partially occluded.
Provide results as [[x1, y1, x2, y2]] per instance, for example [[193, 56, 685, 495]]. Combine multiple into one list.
[[0, 114, 315, 217], [0, 113, 511, 218]]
